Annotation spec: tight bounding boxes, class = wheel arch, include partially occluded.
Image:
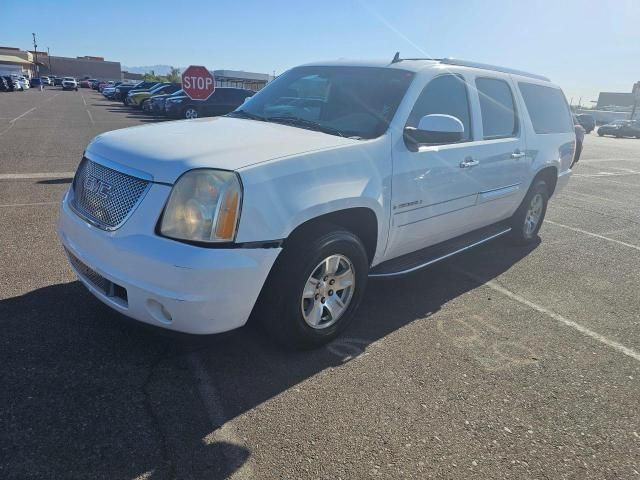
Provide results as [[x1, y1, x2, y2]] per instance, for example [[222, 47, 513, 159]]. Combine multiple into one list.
[[283, 206, 379, 266], [532, 165, 558, 197]]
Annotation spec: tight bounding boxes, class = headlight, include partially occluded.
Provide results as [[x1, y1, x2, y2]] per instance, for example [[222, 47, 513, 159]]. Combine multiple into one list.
[[160, 170, 242, 243]]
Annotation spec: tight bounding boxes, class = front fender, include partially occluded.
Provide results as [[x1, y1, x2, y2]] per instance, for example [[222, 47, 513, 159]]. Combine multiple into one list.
[[236, 136, 392, 259]]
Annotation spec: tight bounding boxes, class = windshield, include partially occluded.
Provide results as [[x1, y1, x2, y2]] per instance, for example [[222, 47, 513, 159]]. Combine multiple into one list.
[[232, 66, 414, 139]]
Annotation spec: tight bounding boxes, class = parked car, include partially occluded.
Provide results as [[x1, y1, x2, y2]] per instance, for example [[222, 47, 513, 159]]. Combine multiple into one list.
[[12, 76, 26, 90], [147, 89, 184, 114], [114, 81, 159, 101], [597, 120, 640, 138], [124, 82, 167, 105], [164, 88, 254, 119], [2, 76, 16, 91], [575, 113, 595, 133], [128, 83, 182, 109], [62, 77, 78, 91], [80, 79, 96, 88], [0, 76, 10, 91], [102, 82, 123, 99], [30, 77, 43, 88], [52, 77, 63, 86], [40, 76, 51, 86], [58, 57, 575, 347]]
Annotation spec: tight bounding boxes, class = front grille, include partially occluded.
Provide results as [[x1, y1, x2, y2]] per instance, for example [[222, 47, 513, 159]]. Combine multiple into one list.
[[71, 158, 149, 230], [65, 248, 128, 305]]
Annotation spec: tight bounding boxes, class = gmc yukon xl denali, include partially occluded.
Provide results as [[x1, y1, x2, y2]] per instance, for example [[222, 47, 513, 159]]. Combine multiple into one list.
[[58, 56, 575, 348]]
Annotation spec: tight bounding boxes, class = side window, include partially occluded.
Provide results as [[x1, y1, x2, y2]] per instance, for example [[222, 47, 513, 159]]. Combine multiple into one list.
[[475, 77, 518, 139], [518, 82, 573, 134], [407, 74, 472, 142]]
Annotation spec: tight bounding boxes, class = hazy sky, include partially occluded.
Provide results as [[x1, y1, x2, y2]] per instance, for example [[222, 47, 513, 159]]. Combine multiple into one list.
[[3, 0, 638, 104]]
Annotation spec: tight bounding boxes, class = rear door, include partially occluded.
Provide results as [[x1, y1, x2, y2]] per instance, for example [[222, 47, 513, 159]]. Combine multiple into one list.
[[465, 75, 528, 228]]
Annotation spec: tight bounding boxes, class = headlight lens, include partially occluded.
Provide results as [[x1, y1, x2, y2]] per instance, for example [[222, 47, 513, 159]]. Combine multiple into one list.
[[160, 170, 242, 243]]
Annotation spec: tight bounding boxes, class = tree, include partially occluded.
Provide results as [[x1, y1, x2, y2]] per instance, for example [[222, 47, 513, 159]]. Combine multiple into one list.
[[166, 67, 181, 83], [142, 70, 167, 82]]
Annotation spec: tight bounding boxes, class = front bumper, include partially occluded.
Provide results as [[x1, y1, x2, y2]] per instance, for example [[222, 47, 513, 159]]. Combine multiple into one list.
[[58, 187, 281, 334]]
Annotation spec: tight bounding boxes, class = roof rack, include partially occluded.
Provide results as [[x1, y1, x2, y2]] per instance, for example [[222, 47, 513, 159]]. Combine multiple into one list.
[[390, 52, 550, 82]]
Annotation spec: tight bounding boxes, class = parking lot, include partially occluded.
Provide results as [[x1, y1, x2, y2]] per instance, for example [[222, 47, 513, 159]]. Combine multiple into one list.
[[1, 87, 639, 479]]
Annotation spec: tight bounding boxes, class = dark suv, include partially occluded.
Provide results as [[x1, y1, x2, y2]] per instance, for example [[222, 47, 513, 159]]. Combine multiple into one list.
[[114, 81, 160, 101], [164, 88, 254, 119]]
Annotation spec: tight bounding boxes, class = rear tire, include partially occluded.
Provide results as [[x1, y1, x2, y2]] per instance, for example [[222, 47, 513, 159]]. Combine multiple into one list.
[[509, 180, 549, 245], [259, 226, 368, 349]]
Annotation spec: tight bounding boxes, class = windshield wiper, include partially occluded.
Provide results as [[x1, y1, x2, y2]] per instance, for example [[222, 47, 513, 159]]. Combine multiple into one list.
[[226, 110, 266, 121], [266, 116, 345, 137]]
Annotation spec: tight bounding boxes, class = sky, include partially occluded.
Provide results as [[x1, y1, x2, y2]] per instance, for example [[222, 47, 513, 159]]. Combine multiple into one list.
[[3, 0, 638, 104]]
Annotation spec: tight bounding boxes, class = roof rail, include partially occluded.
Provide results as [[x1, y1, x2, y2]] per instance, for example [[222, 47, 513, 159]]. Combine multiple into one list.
[[389, 53, 549, 81], [438, 58, 550, 82]]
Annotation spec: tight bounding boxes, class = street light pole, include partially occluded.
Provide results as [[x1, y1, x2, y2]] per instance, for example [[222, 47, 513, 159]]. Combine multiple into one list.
[[47, 47, 52, 76], [32, 33, 38, 77]]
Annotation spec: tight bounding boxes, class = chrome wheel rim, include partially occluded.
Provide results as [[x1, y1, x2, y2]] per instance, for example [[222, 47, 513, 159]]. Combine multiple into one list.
[[524, 193, 543, 237], [301, 254, 355, 330], [185, 108, 198, 119]]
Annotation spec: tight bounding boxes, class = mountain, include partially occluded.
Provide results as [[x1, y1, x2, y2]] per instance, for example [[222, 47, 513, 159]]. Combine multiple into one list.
[[122, 65, 181, 75]]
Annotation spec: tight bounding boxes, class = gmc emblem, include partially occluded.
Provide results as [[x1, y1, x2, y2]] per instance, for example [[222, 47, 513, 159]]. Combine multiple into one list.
[[84, 175, 113, 200]]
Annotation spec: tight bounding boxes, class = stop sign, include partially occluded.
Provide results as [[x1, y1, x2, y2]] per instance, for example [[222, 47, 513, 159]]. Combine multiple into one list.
[[182, 65, 215, 101]]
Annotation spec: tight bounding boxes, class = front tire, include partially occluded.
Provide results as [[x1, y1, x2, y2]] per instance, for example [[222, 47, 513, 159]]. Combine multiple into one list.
[[259, 227, 369, 349], [509, 180, 549, 245], [183, 106, 199, 119]]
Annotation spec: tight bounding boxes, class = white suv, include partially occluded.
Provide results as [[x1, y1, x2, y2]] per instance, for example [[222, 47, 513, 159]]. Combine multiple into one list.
[[58, 56, 575, 347], [62, 77, 78, 91]]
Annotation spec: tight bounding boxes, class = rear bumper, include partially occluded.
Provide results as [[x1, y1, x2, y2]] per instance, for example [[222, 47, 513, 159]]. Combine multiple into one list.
[[58, 188, 281, 334]]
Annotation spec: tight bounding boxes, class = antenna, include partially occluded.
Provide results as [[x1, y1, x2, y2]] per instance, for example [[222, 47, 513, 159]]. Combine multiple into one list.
[[391, 52, 401, 64]]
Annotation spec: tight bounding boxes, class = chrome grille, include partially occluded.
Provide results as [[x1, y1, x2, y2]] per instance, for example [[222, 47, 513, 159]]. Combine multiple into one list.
[[71, 158, 149, 230], [65, 248, 110, 294]]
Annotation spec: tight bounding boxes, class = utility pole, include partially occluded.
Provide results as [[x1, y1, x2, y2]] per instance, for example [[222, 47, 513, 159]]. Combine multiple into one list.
[[47, 47, 52, 76], [32, 33, 38, 77]]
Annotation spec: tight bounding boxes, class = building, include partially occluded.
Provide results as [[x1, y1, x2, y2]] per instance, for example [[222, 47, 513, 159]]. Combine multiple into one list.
[[32, 51, 122, 81], [596, 92, 636, 110], [122, 71, 144, 81], [0, 46, 35, 77], [213, 70, 272, 91]]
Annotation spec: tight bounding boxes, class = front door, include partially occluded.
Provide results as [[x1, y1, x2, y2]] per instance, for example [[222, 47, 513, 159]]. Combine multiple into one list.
[[386, 73, 482, 260]]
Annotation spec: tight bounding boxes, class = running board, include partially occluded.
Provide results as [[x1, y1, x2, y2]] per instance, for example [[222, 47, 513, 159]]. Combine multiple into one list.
[[369, 222, 512, 278]]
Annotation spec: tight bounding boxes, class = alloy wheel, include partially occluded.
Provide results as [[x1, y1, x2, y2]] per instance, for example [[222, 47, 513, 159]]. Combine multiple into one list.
[[301, 254, 355, 329]]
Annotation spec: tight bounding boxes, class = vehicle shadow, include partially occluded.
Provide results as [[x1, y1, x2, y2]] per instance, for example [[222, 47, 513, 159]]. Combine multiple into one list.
[[0, 236, 538, 478]]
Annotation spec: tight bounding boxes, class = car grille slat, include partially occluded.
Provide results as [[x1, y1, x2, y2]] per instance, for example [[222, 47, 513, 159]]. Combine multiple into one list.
[[71, 158, 149, 230]]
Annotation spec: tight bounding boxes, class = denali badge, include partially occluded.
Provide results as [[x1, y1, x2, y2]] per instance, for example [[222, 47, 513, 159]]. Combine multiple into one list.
[[84, 175, 113, 200]]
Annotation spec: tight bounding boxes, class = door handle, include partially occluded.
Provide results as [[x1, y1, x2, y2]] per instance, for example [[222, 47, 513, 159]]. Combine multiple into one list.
[[459, 157, 479, 168], [511, 151, 527, 159]]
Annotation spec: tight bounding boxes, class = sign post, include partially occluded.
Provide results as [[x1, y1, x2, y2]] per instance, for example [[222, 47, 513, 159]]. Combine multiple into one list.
[[181, 66, 215, 101]]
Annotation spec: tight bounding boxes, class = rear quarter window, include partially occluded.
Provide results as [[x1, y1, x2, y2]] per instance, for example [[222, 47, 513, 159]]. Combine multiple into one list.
[[518, 82, 573, 134]]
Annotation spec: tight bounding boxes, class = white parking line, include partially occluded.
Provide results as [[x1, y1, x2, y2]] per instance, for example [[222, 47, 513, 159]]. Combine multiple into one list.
[[558, 191, 628, 206], [0, 201, 58, 208], [10, 107, 36, 123], [574, 176, 640, 188], [546, 220, 640, 251], [86, 109, 95, 125], [458, 270, 640, 364], [0, 172, 74, 180], [579, 158, 639, 164], [81, 92, 87, 106]]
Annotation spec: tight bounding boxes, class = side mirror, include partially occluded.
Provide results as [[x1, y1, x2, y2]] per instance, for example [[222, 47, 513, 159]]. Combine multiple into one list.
[[404, 114, 464, 146]]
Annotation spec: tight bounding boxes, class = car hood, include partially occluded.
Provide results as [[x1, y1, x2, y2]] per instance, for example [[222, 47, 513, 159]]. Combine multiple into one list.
[[85, 117, 361, 184]]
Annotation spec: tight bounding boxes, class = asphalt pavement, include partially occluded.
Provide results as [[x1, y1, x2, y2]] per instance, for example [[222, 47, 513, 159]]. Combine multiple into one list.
[[1, 87, 639, 479]]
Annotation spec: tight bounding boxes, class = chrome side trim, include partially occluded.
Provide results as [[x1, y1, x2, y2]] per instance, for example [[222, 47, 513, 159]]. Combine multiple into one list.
[[368, 227, 512, 278]]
